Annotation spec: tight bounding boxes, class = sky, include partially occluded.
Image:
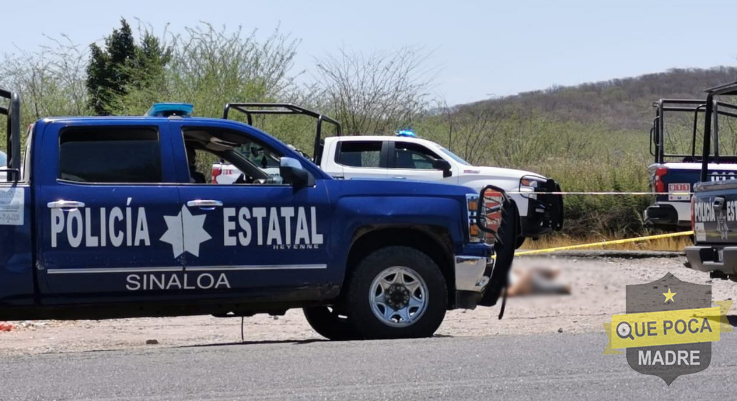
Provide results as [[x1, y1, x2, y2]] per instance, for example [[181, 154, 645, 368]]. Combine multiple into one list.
[[2, 0, 737, 106]]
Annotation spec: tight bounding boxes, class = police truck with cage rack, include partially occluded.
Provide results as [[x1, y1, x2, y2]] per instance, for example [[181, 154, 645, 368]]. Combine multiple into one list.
[[644, 98, 737, 230], [0, 87, 515, 340]]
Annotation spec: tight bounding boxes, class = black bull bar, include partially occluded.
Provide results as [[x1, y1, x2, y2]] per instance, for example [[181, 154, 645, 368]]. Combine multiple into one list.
[[474, 185, 512, 315], [530, 178, 564, 233], [473, 181, 564, 316]]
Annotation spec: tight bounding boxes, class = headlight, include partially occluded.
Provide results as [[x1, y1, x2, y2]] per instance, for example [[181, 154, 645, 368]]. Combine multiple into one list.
[[467, 197, 479, 213], [520, 176, 546, 200], [466, 194, 484, 243]]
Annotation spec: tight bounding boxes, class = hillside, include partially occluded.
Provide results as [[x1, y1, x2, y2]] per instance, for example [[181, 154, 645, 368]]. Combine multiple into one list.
[[462, 67, 737, 132]]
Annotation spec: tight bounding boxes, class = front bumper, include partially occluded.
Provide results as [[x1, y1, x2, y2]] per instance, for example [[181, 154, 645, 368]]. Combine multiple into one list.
[[520, 179, 564, 238], [455, 255, 490, 292], [454, 243, 493, 309], [685, 245, 737, 276]]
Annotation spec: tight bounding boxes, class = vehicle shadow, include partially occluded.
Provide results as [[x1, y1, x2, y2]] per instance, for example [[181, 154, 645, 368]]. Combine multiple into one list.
[[178, 333, 455, 349], [180, 339, 328, 349]]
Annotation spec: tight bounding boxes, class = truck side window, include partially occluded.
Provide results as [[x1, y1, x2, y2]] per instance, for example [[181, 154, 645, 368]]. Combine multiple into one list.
[[183, 128, 286, 185], [394, 142, 440, 170], [59, 127, 162, 183], [337, 141, 382, 167]]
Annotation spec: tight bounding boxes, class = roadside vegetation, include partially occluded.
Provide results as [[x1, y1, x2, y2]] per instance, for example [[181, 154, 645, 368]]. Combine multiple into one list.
[[518, 232, 692, 253], [1, 19, 734, 244]]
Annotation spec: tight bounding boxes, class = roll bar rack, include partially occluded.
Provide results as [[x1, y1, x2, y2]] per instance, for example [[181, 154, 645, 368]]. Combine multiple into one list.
[[222, 103, 342, 163], [701, 82, 737, 181], [651, 99, 737, 164], [0, 88, 21, 181]]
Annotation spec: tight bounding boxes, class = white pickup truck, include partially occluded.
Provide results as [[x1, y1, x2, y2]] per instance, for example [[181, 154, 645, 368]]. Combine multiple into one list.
[[212, 104, 564, 249], [317, 134, 564, 246]]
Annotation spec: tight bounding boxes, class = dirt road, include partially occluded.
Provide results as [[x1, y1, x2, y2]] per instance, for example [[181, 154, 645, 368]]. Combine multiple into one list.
[[1, 254, 732, 356]]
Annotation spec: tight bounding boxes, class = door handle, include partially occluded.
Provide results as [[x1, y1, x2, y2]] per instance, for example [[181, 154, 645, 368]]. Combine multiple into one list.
[[714, 197, 725, 209], [392, 176, 407, 179], [47, 200, 85, 209], [186, 199, 223, 208]]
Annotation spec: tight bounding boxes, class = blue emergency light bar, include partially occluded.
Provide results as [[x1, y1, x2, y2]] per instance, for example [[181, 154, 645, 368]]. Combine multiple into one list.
[[396, 129, 417, 137], [145, 103, 194, 117]]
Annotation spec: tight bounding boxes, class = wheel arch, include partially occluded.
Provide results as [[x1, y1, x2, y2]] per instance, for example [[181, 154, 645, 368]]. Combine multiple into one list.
[[344, 225, 456, 307]]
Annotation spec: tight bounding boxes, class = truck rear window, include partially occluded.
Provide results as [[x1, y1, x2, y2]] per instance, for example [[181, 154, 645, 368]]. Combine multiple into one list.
[[59, 128, 162, 183]]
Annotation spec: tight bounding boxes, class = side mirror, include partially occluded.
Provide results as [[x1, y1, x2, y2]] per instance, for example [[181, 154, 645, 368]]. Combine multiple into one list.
[[280, 157, 314, 188], [432, 158, 452, 177], [476, 185, 508, 244]]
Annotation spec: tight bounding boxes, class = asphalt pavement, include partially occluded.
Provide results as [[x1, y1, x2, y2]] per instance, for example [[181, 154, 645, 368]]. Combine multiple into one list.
[[1, 332, 736, 400]]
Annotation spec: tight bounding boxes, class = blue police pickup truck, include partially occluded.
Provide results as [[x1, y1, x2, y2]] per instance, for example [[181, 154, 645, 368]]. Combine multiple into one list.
[[0, 88, 509, 340]]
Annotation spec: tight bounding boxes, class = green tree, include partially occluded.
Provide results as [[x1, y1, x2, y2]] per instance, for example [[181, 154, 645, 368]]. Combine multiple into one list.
[[116, 31, 172, 112], [85, 19, 171, 115], [86, 19, 136, 115]]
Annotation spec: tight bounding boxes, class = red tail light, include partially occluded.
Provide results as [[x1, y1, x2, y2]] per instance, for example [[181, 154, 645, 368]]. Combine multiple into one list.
[[211, 166, 221, 184], [654, 167, 668, 193]]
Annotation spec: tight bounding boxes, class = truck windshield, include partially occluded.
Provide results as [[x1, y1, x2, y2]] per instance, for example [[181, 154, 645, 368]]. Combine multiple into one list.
[[439, 147, 470, 166]]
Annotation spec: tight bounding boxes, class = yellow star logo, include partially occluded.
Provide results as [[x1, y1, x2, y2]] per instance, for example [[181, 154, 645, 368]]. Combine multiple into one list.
[[663, 287, 676, 303]]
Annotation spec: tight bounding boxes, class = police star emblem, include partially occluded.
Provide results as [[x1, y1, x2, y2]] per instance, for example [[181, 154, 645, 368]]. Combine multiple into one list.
[[604, 273, 732, 385], [160, 205, 212, 258]]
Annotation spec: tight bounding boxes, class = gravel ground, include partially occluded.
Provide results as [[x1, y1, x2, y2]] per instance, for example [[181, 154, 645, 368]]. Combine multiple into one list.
[[1, 254, 734, 356]]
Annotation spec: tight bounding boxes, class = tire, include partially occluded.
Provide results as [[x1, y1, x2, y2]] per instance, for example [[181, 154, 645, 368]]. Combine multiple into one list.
[[480, 199, 518, 307], [345, 246, 447, 340], [303, 307, 359, 341], [515, 235, 526, 249]]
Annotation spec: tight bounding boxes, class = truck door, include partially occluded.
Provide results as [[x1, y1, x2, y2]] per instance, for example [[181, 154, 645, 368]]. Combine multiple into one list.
[[171, 123, 333, 296], [388, 141, 447, 182], [36, 122, 184, 300], [332, 140, 388, 180]]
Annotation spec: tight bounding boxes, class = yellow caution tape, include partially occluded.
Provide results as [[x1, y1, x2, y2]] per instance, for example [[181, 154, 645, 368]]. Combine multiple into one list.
[[513, 231, 694, 257]]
